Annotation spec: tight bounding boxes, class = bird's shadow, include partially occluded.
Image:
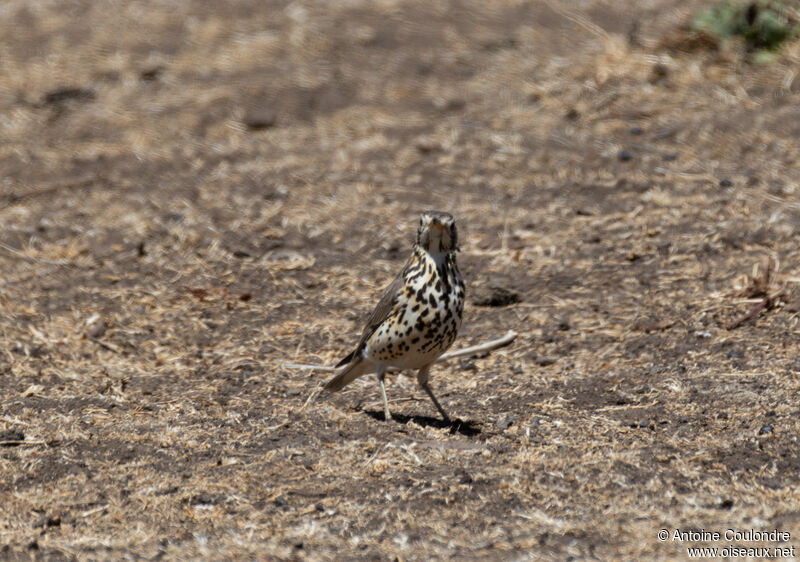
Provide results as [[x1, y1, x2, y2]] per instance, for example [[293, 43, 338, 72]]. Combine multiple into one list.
[[362, 409, 481, 437]]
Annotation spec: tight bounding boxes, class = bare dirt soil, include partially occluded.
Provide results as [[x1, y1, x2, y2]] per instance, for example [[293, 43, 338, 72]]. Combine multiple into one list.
[[2, 0, 800, 559]]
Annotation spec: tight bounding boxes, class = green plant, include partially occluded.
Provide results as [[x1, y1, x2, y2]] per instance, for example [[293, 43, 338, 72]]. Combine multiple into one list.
[[693, 0, 800, 52]]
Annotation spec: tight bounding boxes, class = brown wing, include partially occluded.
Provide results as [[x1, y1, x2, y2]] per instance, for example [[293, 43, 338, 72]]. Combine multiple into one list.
[[335, 259, 409, 367]]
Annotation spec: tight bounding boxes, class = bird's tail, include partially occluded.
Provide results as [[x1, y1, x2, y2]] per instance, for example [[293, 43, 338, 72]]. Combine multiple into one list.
[[324, 357, 367, 392]]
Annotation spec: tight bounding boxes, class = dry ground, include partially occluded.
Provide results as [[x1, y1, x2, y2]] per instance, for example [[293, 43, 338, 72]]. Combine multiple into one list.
[[2, 0, 800, 559]]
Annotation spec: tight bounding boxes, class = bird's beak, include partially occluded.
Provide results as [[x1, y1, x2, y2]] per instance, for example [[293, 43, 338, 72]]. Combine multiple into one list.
[[432, 221, 445, 232]]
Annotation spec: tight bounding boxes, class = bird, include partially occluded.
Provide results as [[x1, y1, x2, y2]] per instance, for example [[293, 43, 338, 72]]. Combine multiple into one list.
[[325, 211, 465, 422]]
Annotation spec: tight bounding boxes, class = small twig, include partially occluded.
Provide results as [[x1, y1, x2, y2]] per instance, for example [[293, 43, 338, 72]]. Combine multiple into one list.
[[726, 297, 772, 330], [300, 388, 323, 411], [727, 256, 784, 330], [89, 337, 122, 353], [438, 330, 517, 361], [283, 331, 518, 372], [0, 440, 47, 447], [79, 505, 109, 518]]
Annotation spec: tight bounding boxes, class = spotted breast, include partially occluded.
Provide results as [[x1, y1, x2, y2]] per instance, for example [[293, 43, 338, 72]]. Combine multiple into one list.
[[365, 246, 465, 369]]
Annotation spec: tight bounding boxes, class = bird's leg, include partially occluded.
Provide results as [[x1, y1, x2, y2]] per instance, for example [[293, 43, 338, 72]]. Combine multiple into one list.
[[375, 362, 392, 421], [416, 365, 450, 422]]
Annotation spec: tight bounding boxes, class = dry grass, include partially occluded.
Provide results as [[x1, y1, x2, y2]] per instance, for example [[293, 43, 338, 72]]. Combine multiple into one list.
[[2, 0, 800, 559]]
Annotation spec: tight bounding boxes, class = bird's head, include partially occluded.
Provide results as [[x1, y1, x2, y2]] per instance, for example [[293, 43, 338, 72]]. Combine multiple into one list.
[[416, 211, 459, 253]]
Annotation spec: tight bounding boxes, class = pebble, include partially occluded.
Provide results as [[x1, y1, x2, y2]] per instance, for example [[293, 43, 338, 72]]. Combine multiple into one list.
[[86, 317, 107, 339], [243, 108, 277, 130]]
